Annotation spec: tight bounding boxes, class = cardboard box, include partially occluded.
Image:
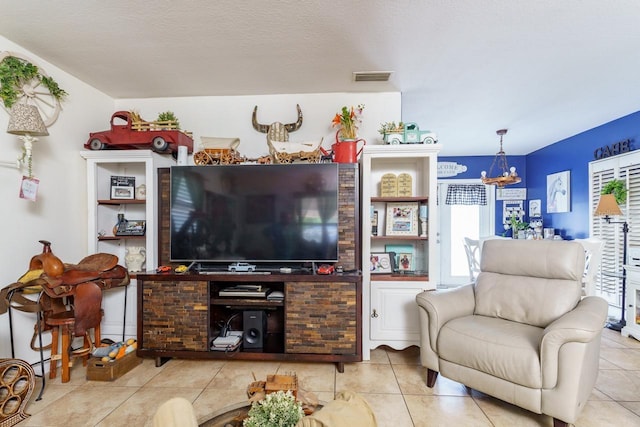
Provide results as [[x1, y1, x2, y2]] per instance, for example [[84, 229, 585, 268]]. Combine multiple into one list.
[[86, 351, 142, 381]]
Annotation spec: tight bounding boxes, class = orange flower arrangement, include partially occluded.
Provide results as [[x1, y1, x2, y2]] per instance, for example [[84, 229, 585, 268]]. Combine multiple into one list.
[[332, 104, 364, 140]]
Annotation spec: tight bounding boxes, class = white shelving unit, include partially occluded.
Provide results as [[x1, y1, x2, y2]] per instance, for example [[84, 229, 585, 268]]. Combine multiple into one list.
[[80, 149, 175, 340], [360, 144, 441, 360]]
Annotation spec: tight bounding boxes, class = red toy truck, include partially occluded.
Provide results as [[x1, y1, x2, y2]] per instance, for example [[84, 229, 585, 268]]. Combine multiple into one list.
[[84, 111, 194, 154]]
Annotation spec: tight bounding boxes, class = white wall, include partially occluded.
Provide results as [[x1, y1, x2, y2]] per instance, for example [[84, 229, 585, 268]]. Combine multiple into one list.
[[0, 36, 402, 362], [115, 93, 401, 160], [0, 36, 114, 360]]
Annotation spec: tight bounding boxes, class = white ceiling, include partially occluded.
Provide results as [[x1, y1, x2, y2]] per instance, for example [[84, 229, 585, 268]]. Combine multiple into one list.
[[2, 0, 640, 156]]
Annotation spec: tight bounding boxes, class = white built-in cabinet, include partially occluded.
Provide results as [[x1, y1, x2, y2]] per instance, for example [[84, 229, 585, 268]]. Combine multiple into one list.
[[80, 149, 175, 340], [623, 266, 640, 341], [360, 144, 441, 360]]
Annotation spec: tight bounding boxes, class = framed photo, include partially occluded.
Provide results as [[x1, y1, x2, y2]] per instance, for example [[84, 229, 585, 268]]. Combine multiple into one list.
[[370, 252, 394, 274], [529, 199, 542, 217], [115, 219, 146, 236], [110, 176, 135, 200], [397, 253, 413, 271], [385, 244, 414, 271], [546, 171, 570, 213], [385, 202, 419, 236]]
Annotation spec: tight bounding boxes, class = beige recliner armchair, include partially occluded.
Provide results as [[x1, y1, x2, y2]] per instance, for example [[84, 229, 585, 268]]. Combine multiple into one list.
[[416, 239, 607, 427]]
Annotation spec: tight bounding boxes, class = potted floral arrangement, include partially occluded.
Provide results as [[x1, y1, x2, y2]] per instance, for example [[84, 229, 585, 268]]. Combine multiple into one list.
[[244, 390, 304, 427], [329, 104, 366, 163], [332, 104, 364, 141]]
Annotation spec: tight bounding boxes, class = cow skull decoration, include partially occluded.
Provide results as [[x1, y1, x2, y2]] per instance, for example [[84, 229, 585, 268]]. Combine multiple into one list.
[[252, 104, 303, 142]]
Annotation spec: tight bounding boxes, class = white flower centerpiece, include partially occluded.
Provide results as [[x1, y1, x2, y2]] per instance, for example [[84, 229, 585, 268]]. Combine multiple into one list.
[[244, 390, 305, 427]]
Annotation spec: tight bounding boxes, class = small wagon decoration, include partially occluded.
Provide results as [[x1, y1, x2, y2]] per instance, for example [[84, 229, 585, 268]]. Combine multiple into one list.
[[193, 137, 245, 165], [268, 138, 324, 163]]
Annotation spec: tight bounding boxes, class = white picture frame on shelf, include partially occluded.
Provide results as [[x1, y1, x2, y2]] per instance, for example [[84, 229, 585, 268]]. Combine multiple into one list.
[[385, 202, 419, 236], [370, 252, 394, 274]]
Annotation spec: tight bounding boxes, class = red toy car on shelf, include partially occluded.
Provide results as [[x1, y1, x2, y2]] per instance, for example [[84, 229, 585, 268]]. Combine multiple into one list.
[[316, 264, 335, 275], [84, 111, 194, 155]]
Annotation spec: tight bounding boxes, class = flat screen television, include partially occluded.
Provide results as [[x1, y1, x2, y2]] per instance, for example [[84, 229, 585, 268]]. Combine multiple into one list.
[[170, 163, 339, 265]]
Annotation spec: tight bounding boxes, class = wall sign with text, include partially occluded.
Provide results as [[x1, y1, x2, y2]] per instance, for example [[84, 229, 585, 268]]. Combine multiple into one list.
[[593, 138, 634, 160]]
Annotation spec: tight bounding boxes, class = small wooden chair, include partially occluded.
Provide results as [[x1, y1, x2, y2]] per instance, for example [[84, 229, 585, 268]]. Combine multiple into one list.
[[46, 281, 103, 383]]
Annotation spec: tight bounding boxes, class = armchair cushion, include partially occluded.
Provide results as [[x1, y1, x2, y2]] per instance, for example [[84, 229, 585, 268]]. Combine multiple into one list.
[[474, 240, 584, 327], [439, 315, 543, 388]]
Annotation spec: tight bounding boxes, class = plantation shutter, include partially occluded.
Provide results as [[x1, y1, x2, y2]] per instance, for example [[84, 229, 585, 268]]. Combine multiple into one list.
[[589, 151, 640, 310]]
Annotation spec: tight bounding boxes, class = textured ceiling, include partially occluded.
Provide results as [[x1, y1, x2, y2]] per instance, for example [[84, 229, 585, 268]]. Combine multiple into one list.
[[2, 0, 640, 155]]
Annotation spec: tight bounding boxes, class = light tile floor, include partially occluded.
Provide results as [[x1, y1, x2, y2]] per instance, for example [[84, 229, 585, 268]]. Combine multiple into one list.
[[18, 328, 640, 427]]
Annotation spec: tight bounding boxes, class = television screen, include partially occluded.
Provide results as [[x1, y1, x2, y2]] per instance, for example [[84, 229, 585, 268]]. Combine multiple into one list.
[[170, 163, 339, 264]]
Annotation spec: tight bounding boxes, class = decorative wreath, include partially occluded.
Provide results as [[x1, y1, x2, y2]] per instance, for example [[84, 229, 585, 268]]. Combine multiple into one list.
[[0, 51, 67, 126], [601, 179, 627, 204]]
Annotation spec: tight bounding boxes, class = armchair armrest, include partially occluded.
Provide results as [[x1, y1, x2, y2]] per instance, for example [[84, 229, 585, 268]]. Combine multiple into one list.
[[540, 296, 608, 387], [416, 284, 475, 351]]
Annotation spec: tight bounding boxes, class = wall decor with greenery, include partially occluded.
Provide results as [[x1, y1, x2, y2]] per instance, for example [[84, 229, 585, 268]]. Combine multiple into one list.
[[601, 179, 627, 204], [0, 52, 67, 126]]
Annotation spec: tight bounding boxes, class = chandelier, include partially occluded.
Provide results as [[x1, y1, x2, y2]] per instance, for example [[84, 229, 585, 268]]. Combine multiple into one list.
[[480, 129, 521, 187]]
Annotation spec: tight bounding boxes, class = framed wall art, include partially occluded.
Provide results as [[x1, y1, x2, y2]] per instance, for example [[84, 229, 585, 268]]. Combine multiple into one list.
[[385, 202, 419, 236], [370, 252, 394, 274], [546, 171, 570, 213]]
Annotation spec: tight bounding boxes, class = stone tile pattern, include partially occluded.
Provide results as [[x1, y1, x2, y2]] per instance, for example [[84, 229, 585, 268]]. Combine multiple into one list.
[[158, 168, 170, 265], [140, 279, 209, 351], [157, 165, 360, 270], [337, 164, 359, 271], [285, 281, 357, 354]]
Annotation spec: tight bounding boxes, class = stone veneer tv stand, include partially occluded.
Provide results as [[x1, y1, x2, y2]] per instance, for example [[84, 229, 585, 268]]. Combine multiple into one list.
[[136, 272, 361, 372]]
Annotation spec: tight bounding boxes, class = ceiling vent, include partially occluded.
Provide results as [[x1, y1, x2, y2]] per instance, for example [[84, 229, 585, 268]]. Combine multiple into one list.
[[353, 71, 392, 82]]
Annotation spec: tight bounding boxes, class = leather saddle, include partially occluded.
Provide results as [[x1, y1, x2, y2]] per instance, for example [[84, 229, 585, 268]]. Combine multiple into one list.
[[0, 241, 129, 341]]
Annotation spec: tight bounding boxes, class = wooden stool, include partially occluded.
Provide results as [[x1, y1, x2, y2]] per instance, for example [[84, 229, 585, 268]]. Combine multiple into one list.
[[46, 282, 103, 383], [47, 311, 101, 383]]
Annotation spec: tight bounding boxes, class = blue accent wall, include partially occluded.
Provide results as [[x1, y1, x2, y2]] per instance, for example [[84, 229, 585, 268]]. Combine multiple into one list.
[[440, 111, 640, 240]]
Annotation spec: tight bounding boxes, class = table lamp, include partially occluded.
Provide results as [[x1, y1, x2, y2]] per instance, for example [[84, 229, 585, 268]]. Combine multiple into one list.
[[6, 103, 49, 178], [594, 193, 629, 331]]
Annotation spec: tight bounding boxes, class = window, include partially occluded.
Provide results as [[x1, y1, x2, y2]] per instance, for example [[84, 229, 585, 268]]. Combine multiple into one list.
[[438, 180, 495, 287], [590, 152, 640, 309]]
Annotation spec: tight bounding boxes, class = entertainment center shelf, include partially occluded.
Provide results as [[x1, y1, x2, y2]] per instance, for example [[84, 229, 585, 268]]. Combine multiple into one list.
[[136, 272, 362, 372]]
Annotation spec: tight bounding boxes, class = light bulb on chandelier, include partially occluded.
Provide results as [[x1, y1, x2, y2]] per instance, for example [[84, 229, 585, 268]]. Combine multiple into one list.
[[480, 129, 521, 187]]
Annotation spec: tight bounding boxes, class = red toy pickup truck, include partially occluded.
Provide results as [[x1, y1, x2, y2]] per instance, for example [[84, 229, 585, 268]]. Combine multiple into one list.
[[84, 111, 194, 154]]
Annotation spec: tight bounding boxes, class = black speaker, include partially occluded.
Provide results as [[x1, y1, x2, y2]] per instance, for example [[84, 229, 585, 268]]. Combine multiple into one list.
[[243, 310, 266, 349]]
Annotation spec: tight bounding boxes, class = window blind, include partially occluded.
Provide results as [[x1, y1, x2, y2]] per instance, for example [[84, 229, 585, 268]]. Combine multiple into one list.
[[590, 152, 640, 309]]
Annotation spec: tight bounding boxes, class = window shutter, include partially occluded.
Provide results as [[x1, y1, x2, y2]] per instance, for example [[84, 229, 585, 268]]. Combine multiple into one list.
[[590, 152, 640, 310]]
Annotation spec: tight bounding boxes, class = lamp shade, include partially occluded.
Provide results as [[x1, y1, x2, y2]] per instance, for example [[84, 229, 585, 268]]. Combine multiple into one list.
[[7, 104, 49, 136], [594, 194, 623, 217]]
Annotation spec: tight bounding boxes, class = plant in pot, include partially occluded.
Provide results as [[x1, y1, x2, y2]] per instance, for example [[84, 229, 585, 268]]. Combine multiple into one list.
[[331, 104, 364, 141], [156, 110, 180, 129], [243, 390, 304, 427], [503, 212, 529, 238], [601, 178, 627, 204]]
